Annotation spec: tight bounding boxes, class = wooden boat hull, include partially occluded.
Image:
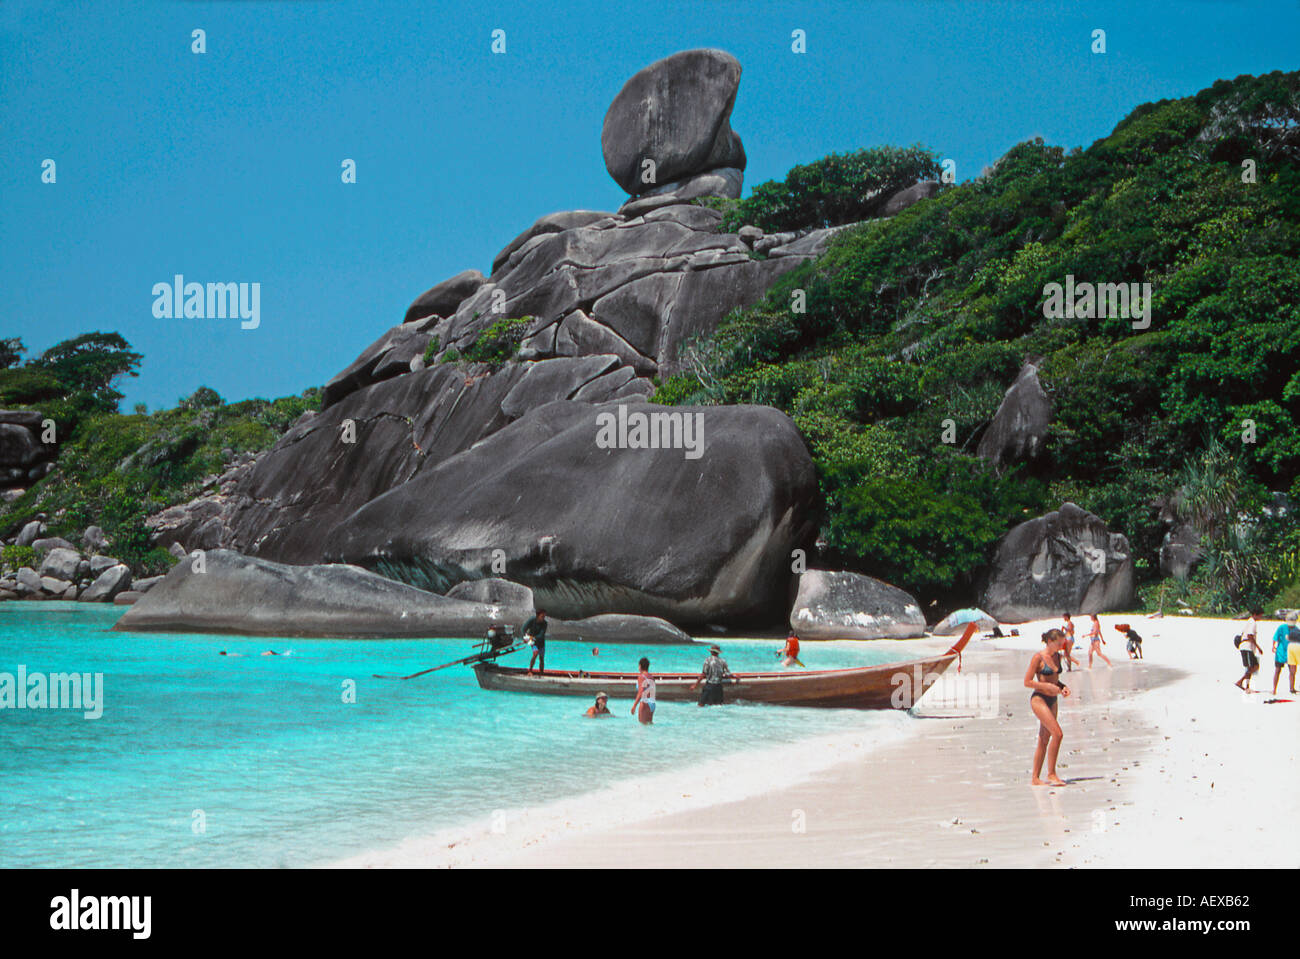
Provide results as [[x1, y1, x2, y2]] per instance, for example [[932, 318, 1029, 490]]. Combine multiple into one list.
[[471, 624, 975, 710]]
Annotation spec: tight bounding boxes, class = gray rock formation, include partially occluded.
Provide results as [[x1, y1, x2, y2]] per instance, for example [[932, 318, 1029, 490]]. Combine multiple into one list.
[[15, 567, 41, 595], [39, 547, 81, 582], [144, 50, 943, 631], [545, 613, 692, 645], [80, 564, 132, 602], [977, 360, 1052, 468], [323, 400, 818, 626], [446, 577, 535, 611], [89, 554, 121, 576], [32, 536, 75, 554], [1159, 521, 1203, 580], [0, 410, 56, 490], [40, 575, 71, 595], [404, 269, 489, 324], [114, 549, 508, 638], [789, 570, 927, 640], [881, 180, 941, 216], [601, 49, 746, 197], [981, 503, 1135, 622], [15, 520, 43, 546]]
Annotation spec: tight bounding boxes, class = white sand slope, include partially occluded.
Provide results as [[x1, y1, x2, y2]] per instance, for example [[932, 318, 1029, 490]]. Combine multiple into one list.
[[330, 616, 1298, 868]]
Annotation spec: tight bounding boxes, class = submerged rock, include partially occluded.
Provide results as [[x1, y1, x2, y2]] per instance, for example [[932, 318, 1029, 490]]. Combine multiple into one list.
[[789, 569, 926, 640]]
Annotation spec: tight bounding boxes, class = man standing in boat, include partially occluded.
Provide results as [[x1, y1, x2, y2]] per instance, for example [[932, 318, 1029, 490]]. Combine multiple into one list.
[[523, 608, 548, 674], [691, 644, 739, 706]]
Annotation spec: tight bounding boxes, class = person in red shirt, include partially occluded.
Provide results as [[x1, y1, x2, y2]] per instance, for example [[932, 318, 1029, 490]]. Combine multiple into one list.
[[779, 631, 804, 668]]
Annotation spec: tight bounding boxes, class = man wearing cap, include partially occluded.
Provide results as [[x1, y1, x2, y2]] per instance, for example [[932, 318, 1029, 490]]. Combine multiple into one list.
[[691, 645, 739, 706]]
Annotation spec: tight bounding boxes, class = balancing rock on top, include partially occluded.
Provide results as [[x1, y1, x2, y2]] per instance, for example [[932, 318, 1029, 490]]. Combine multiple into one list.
[[602, 49, 747, 197]]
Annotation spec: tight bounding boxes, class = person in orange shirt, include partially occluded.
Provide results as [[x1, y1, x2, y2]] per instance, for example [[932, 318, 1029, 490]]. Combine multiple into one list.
[[779, 630, 805, 668]]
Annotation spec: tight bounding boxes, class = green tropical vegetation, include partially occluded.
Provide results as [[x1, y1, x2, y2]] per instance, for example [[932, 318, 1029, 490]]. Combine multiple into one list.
[[427, 316, 535, 371], [0, 335, 319, 573], [659, 70, 1300, 614], [703, 144, 943, 233]]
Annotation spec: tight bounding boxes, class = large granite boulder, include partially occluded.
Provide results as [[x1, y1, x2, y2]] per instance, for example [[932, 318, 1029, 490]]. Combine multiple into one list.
[[79, 564, 131, 602], [114, 549, 508, 638], [0, 423, 42, 467], [15, 520, 44, 546], [1159, 521, 1202, 580], [322, 323, 435, 409], [981, 503, 1135, 622], [601, 49, 746, 196], [39, 547, 81, 582], [403, 269, 488, 323], [323, 399, 818, 626], [789, 570, 926, 640], [14, 567, 42, 596], [491, 212, 617, 277], [977, 360, 1052, 468], [545, 613, 692, 645], [446, 577, 535, 610], [881, 180, 941, 217]]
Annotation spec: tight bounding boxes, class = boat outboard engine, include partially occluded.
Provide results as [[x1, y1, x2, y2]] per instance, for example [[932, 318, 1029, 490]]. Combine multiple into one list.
[[485, 624, 514, 652]]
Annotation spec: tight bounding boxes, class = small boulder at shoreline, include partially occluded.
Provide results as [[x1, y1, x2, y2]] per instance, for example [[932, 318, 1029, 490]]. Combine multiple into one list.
[[789, 570, 926, 640]]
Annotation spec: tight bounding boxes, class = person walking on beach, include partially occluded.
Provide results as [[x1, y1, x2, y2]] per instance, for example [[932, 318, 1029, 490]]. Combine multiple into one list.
[[1061, 613, 1081, 671], [779, 631, 805, 668], [1025, 628, 1070, 786], [691, 644, 739, 706], [1270, 611, 1298, 696], [1116, 623, 1143, 659], [630, 657, 655, 724], [1235, 610, 1264, 692], [585, 692, 612, 717], [523, 608, 548, 675], [1086, 613, 1111, 667]]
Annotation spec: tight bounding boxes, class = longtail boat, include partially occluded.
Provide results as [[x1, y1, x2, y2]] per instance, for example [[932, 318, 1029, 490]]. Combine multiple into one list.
[[471, 623, 976, 710]]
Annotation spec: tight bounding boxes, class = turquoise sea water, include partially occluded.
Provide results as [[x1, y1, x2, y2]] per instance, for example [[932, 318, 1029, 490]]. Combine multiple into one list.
[[0, 604, 910, 868]]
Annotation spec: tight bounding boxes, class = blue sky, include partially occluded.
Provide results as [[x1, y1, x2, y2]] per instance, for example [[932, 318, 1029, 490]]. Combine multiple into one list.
[[3, 0, 1297, 411]]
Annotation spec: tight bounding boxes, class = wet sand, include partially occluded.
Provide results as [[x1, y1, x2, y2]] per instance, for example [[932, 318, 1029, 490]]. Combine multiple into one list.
[[334, 616, 1298, 868]]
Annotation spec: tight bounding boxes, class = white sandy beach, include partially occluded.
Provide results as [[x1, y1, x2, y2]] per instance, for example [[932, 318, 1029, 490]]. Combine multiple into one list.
[[332, 616, 1298, 868]]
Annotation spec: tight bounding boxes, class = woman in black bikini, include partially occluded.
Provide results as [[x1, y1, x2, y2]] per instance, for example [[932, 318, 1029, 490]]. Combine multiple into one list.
[[1024, 628, 1071, 786]]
